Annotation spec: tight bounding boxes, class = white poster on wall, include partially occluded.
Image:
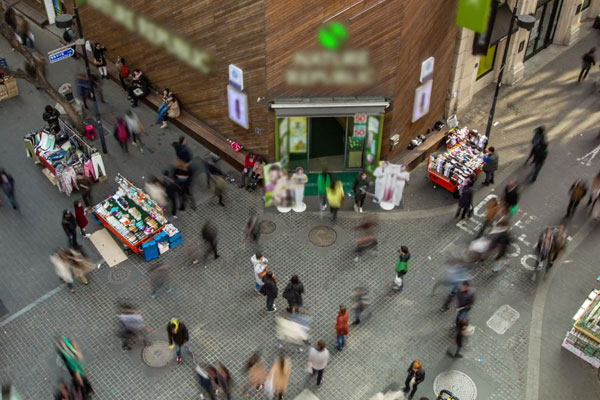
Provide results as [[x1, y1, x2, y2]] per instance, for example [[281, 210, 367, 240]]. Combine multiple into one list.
[[227, 85, 249, 129], [412, 80, 433, 123], [228, 64, 243, 91], [420, 56, 435, 82]]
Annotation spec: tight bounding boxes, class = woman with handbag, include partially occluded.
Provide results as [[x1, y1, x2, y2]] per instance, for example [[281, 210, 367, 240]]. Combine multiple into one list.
[[92, 43, 108, 79], [128, 69, 148, 107]]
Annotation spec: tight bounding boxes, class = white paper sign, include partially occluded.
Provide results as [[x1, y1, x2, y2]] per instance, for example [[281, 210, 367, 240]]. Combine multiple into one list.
[[228, 64, 243, 91], [227, 85, 249, 129], [420, 56, 435, 83]]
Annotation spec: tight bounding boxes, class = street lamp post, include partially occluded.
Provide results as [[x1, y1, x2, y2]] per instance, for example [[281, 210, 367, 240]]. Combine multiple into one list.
[[70, 0, 108, 154], [484, 0, 535, 139]]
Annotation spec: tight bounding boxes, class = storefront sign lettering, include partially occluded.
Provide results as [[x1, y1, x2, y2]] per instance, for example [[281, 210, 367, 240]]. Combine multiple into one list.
[[78, 0, 212, 73]]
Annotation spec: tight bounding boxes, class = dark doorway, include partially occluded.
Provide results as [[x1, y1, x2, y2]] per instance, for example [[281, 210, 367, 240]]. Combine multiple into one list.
[[309, 117, 347, 171], [525, 0, 563, 60]]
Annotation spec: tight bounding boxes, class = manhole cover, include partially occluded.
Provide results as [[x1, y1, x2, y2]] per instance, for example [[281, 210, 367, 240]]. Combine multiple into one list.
[[486, 304, 520, 334], [434, 370, 477, 400], [308, 226, 337, 247], [108, 268, 130, 284], [260, 220, 276, 234], [142, 341, 174, 367]]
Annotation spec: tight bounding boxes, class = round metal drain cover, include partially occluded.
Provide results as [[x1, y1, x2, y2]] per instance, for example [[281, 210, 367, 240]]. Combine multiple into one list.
[[308, 226, 337, 247], [142, 341, 174, 367], [434, 370, 477, 400], [108, 268, 130, 284], [260, 220, 276, 234]]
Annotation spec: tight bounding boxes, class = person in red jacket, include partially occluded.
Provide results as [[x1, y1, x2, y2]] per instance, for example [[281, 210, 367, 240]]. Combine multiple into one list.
[[240, 152, 257, 189], [335, 305, 349, 351], [73, 200, 90, 238]]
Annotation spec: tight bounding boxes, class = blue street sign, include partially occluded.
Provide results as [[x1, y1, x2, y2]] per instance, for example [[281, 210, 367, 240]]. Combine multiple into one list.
[[49, 48, 75, 64]]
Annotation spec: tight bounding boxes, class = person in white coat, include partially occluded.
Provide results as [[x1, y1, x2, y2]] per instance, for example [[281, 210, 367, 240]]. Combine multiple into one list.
[[251, 252, 268, 293], [51, 249, 75, 293], [307, 339, 330, 386], [372, 161, 389, 203]]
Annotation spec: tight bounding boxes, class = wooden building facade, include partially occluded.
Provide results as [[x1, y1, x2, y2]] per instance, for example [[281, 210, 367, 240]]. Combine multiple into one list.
[[66, 0, 459, 170]]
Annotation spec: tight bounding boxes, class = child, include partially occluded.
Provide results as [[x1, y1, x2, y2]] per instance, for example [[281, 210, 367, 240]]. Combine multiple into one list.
[[393, 246, 410, 291]]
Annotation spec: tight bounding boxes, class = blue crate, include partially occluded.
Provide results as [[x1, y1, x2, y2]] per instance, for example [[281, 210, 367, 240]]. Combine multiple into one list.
[[154, 232, 169, 243], [142, 240, 159, 261], [168, 232, 182, 243], [169, 238, 182, 248]]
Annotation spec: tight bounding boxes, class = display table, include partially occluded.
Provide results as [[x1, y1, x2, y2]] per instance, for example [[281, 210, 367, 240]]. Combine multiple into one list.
[[562, 289, 600, 368]]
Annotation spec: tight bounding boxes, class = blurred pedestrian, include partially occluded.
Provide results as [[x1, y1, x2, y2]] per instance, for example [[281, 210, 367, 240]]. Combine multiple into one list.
[[55, 336, 85, 380], [351, 287, 370, 325], [212, 174, 226, 207], [307, 339, 330, 386], [503, 181, 519, 216], [162, 170, 180, 217], [245, 210, 262, 251], [118, 303, 146, 350], [43, 105, 60, 133], [201, 220, 220, 263], [75, 174, 93, 210], [54, 380, 71, 400], [447, 318, 469, 359], [402, 360, 425, 399], [354, 216, 378, 261], [266, 354, 292, 400], [113, 117, 131, 153], [455, 180, 473, 219], [252, 252, 268, 293], [157, 88, 174, 128], [477, 196, 499, 237], [128, 69, 148, 107], [432, 262, 471, 296], [62, 209, 79, 249], [124, 110, 144, 152], [577, 47, 595, 82], [393, 246, 410, 292], [0, 169, 17, 209], [282, 275, 304, 313], [527, 131, 548, 183], [567, 179, 588, 218], [92, 42, 108, 79], [260, 271, 278, 312], [588, 170, 600, 209], [317, 168, 330, 211], [73, 200, 90, 238], [326, 177, 344, 222], [51, 250, 75, 293], [167, 318, 189, 363], [196, 364, 218, 400], [454, 281, 474, 325], [335, 305, 349, 351], [173, 163, 196, 211], [150, 263, 173, 298], [203, 155, 223, 188], [144, 176, 168, 209], [71, 373, 94, 400], [245, 352, 267, 394], [65, 248, 92, 285], [215, 363, 233, 400], [353, 171, 370, 213], [240, 152, 258, 188], [482, 146, 498, 186], [173, 136, 192, 165], [116, 56, 129, 91]]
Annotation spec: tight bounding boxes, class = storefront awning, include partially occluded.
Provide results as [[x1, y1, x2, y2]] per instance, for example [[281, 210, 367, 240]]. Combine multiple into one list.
[[269, 97, 390, 117], [489, 3, 519, 46]]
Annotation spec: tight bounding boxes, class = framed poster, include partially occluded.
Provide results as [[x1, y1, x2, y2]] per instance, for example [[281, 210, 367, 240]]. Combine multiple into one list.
[[364, 115, 381, 174], [228, 64, 243, 91], [420, 56, 435, 82], [227, 85, 249, 129], [289, 117, 307, 153], [278, 117, 289, 168], [412, 80, 433, 123]]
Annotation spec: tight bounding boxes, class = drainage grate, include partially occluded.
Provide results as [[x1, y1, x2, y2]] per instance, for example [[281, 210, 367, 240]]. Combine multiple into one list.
[[308, 226, 337, 247], [486, 304, 520, 335], [434, 370, 477, 400]]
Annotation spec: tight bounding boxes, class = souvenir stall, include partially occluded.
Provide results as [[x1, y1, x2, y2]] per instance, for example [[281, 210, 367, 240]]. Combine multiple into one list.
[[427, 127, 487, 196], [93, 174, 182, 259], [562, 289, 600, 368], [24, 118, 106, 195]]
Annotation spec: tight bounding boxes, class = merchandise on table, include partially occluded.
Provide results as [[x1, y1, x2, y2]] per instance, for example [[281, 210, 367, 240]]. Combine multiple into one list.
[[562, 289, 600, 368], [24, 118, 105, 195]]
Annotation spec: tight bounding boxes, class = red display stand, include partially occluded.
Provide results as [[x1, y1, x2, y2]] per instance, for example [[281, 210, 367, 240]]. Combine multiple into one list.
[[94, 211, 164, 253]]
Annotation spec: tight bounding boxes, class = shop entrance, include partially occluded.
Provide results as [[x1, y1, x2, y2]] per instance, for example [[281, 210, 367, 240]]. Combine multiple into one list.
[[309, 117, 347, 172], [525, 0, 563, 60]]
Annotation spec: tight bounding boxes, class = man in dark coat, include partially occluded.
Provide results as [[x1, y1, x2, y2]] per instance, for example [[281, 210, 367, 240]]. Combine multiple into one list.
[[578, 47, 595, 82], [455, 181, 473, 219], [172, 136, 192, 164], [162, 170, 181, 217], [167, 318, 189, 363], [62, 209, 79, 249], [201, 220, 219, 262], [42, 105, 60, 133], [482, 146, 498, 185], [0, 169, 17, 209], [282, 275, 304, 313], [260, 271, 278, 312], [402, 360, 425, 399], [528, 140, 547, 183]]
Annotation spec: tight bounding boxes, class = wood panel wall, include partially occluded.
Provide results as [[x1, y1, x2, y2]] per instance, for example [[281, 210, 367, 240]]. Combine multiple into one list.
[[74, 0, 458, 163]]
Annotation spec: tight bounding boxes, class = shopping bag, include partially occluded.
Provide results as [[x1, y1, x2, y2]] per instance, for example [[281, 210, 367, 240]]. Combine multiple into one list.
[[469, 237, 490, 253], [394, 275, 403, 288], [264, 374, 275, 399]]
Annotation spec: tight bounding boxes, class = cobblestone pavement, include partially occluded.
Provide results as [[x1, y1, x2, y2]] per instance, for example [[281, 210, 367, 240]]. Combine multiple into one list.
[[1, 15, 600, 400]]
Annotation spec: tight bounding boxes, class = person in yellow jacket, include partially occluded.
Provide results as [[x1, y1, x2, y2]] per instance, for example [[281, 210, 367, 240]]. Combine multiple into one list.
[[326, 177, 344, 222]]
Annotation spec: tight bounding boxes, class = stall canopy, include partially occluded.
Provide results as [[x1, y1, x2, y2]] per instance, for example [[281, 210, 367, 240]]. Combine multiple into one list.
[[489, 3, 520, 46], [269, 97, 390, 117]]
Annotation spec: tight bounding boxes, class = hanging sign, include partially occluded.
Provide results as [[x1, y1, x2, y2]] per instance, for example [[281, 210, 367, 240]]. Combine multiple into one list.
[[228, 64, 243, 91], [289, 117, 307, 154], [420, 57, 435, 82], [353, 114, 367, 138], [227, 85, 249, 129]]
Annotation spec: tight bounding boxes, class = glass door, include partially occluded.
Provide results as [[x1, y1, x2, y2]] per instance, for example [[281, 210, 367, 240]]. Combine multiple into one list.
[[525, 0, 561, 60]]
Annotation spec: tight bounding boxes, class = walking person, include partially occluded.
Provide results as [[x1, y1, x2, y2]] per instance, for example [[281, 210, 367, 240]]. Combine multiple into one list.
[[215, 364, 233, 400], [245, 352, 267, 395], [282, 275, 304, 313], [51, 249, 75, 293], [196, 364, 218, 400], [55, 336, 85, 381], [116, 56, 129, 91], [157, 88, 173, 128], [567, 179, 588, 218], [240, 152, 258, 188], [527, 134, 548, 183], [352, 171, 370, 213], [577, 47, 595, 82], [62, 209, 79, 249], [113, 117, 131, 153], [201, 220, 220, 263], [455, 281, 475, 324], [477, 196, 499, 237], [245, 210, 262, 251], [317, 168, 330, 211], [251, 252, 268, 293], [307, 340, 330, 386], [212, 173, 226, 207], [75, 174, 93, 210], [588, 170, 600, 210], [266, 354, 292, 400], [124, 110, 145, 152], [150, 263, 173, 298], [167, 318, 189, 363], [65, 248, 92, 285], [162, 170, 180, 218], [351, 287, 370, 325], [326, 177, 345, 222], [260, 271, 278, 312], [0, 169, 17, 209], [118, 303, 146, 350], [173, 136, 193, 165], [54, 380, 71, 400], [447, 318, 469, 359], [393, 246, 410, 291], [92, 42, 108, 79], [455, 180, 474, 219], [482, 146, 498, 186], [144, 176, 168, 210], [402, 360, 425, 399], [73, 201, 90, 238], [173, 163, 195, 211], [503, 181, 520, 216], [354, 216, 378, 261], [335, 305, 349, 351], [71, 373, 94, 400]]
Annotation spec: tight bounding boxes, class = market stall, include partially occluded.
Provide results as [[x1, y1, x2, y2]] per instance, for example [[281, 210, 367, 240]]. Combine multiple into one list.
[[93, 174, 181, 258], [24, 118, 106, 195], [427, 126, 487, 196], [562, 289, 600, 368]]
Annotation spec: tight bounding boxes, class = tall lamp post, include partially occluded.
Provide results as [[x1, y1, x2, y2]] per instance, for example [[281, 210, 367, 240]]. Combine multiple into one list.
[[56, 1, 108, 154], [484, 0, 535, 139]]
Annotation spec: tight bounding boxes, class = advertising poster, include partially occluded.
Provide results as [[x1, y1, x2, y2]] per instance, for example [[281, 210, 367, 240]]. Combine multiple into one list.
[[263, 163, 282, 207], [227, 85, 249, 129], [364, 116, 380, 174], [289, 117, 307, 154], [353, 114, 367, 137], [412, 80, 433, 123], [278, 118, 289, 168], [380, 163, 410, 206]]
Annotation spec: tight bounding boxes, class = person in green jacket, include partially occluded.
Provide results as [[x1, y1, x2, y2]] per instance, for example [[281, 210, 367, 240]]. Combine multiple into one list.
[[394, 246, 410, 291], [317, 168, 331, 211]]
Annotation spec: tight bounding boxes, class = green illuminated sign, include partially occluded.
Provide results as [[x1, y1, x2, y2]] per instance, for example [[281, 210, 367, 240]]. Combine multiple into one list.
[[318, 22, 348, 50]]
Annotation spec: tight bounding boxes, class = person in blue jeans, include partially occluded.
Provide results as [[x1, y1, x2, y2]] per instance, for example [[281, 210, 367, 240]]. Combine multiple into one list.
[[482, 146, 498, 186], [157, 88, 173, 128], [335, 305, 349, 350], [167, 318, 189, 363], [260, 271, 278, 312]]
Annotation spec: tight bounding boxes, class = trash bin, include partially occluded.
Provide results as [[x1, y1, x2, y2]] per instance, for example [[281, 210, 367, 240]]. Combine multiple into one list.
[[594, 14, 600, 29], [58, 82, 73, 101]]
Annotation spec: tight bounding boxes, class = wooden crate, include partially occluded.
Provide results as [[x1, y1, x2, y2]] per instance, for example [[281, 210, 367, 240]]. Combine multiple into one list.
[[0, 77, 19, 101]]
